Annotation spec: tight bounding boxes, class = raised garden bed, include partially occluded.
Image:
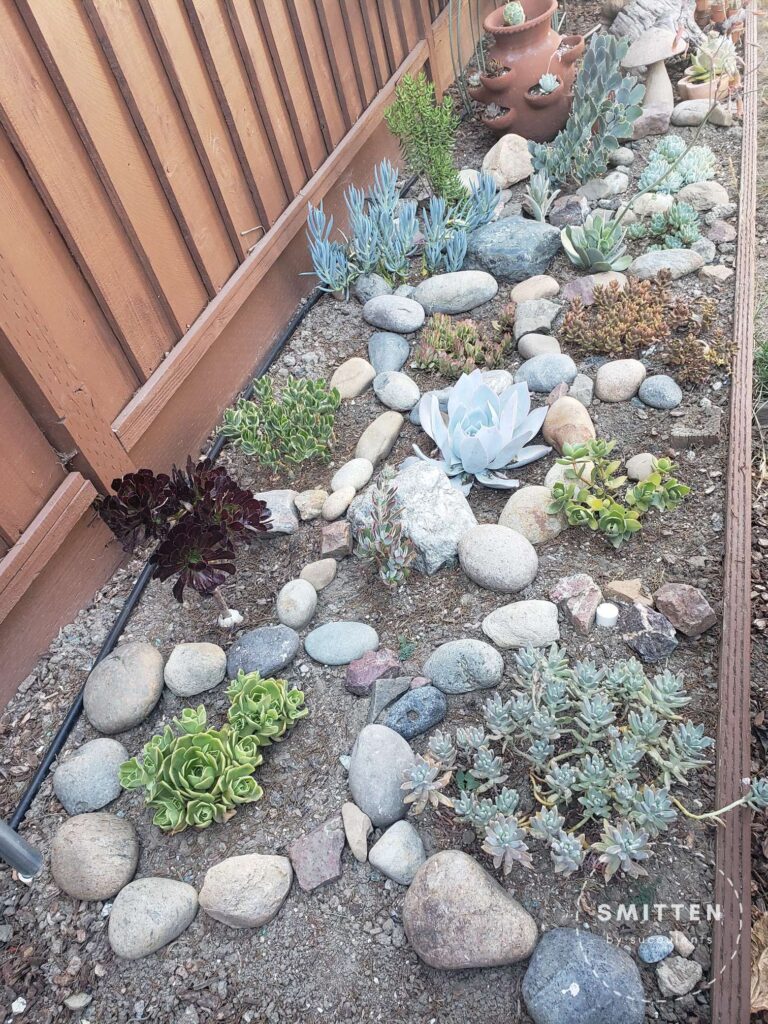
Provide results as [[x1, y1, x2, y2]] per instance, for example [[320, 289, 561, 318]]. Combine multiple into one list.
[[0, 4, 759, 1023]]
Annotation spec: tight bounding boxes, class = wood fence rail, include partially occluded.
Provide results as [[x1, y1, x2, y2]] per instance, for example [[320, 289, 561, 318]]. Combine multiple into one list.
[[0, 0, 492, 703]]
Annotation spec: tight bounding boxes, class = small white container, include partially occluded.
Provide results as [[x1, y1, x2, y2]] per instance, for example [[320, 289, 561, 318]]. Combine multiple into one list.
[[596, 602, 619, 629]]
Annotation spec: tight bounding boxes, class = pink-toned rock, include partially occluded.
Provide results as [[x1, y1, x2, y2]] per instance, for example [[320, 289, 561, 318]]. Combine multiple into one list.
[[410, 676, 431, 689], [707, 220, 737, 244], [546, 382, 570, 405], [288, 816, 345, 892], [699, 265, 734, 284], [543, 396, 596, 454], [550, 573, 603, 635], [345, 648, 402, 696], [653, 583, 717, 637], [320, 521, 352, 559], [561, 272, 628, 307], [633, 105, 672, 140]]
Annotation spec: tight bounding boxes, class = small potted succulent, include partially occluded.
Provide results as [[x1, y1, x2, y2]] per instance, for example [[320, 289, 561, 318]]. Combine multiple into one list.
[[526, 72, 563, 107], [678, 32, 740, 101], [710, 1, 726, 23]]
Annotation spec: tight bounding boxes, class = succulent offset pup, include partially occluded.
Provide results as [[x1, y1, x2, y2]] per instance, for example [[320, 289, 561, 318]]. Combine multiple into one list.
[[413, 369, 550, 492]]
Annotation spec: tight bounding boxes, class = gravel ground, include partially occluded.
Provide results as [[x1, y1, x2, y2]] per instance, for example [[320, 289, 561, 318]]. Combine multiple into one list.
[[0, 6, 748, 1023]]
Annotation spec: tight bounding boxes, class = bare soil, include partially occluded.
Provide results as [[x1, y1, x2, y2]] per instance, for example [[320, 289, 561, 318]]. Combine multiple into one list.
[[0, 8, 748, 1023]]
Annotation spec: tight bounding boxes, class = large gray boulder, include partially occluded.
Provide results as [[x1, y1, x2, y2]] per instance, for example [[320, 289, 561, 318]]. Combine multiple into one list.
[[465, 216, 561, 282], [348, 461, 477, 575]]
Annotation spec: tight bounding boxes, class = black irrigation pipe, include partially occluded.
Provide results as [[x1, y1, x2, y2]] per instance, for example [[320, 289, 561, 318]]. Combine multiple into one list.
[[5, 172, 419, 840]]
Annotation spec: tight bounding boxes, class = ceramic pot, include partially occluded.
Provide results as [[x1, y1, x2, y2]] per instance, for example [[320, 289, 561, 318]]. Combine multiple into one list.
[[469, 0, 583, 142], [710, 2, 726, 22], [677, 70, 732, 101], [525, 76, 564, 108], [694, 0, 710, 27]]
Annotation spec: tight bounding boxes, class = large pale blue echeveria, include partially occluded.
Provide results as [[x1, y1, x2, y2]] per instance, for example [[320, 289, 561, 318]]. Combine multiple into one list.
[[413, 369, 551, 491]]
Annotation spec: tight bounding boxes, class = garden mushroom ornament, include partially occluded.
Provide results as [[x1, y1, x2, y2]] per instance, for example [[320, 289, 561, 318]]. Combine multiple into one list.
[[621, 27, 687, 138]]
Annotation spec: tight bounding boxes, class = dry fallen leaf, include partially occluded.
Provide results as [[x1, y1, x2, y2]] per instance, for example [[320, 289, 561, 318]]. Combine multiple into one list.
[[751, 914, 768, 1013]]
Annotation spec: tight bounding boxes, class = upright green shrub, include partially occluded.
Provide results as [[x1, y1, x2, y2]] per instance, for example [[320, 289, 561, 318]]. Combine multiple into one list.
[[384, 72, 464, 202], [221, 377, 340, 473]]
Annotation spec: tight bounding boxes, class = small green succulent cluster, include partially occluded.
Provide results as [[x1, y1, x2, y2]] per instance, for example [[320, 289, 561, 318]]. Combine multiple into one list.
[[355, 474, 416, 589], [221, 377, 340, 474], [537, 73, 559, 94], [503, 1, 525, 25], [628, 201, 701, 250], [120, 676, 307, 834], [412, 313, 509, 379], [687, 32, 739, 83], [403, 645, 719, 881], [523, 169, 561, 223], [638, 135, 716, 194], [561, 212, 630, 272], [548, 439, 690, 548]]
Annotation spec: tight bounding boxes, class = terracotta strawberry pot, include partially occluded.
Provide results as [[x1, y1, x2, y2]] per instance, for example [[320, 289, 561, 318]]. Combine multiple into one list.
[[525, 76, 564, 108], [710, 2, 726, 22], [469, 0, 583, 142]]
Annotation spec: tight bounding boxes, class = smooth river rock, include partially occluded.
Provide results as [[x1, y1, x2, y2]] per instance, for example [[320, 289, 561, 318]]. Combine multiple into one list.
[[515, 353, 577, 394], [458, 524, 538, 593], [164, 642, 226, 698], [369, 821, 426, 885], [83, 641, 164, 735], [331, 458, 373, 493], [499, 485, 567, 545], [355, 411, 404, 465], [275, 579, 317, 630], [199, 854, 292, 928], [638, 374, 683, 410], [53, 738, 128, 816], [304, 621, 379, 665], [465, 216, 561, 282], [412, 271, 498, 314], [51, 813, 139, 901], [373, 371, 420, 412], [422, 638, 504, 694], [403, 851, 538, 969], [594, 358, 647, 403], [226, 625, 299, 678], [348, 724, 416, 827], [629, 249, 704, 280], [368, 332, 410, 374], [543, 397, 596, 453], [362, 295, 425, 333], [482, 599, 560, 649], [329, 357, 376, 399], [108, 878, 198, 959]]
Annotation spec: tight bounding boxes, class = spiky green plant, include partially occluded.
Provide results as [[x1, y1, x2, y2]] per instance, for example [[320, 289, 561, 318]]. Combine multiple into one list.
[[523, 168, 561, 223]]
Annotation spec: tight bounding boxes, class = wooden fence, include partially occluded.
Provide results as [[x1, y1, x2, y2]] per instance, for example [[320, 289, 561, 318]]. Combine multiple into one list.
[[0, 0, 492, 703]]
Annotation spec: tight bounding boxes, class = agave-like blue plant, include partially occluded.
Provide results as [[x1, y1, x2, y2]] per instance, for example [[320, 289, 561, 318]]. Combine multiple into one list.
[[413, 370, 551, 492]]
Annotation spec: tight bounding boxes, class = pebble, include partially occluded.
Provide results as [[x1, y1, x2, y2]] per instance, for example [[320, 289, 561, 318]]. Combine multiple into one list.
[[518, 333, 560, 359], [331, 457, 374, 493], [362, 294, 425, 333], [108, 877, 198, 959], [481, 133, 533, 187], [83, 641, 164, 734], [341, 802, 372, 862], [671, 99, 732, 127], [275, 579, 317, 630], [404, 851, 537, 969], [329, 357, 376, 399], [513, 298, 561, 340], [369, 821, 426, 885], [510, 275, 560, 303], [164, 642, 226, 697], [692, 236, 717, 263], [373, 370, 420, 411], [254, 489, 299, 534], [656, 956, 703, 997], [549, 194, 590, 227], [53, 738, 128, 816], [304, 621, 379, 665], [320, 520, 353, 558], [543, 396, 596, 453], [576, 171, 629, 200], [515, 353, 577, 393], [670, 930, 695, 957], [569, 373, 594, 407], [618, 192, 674, 223], [352, 273, 392, 303], [499, 485, 567, 545], [458, 523, 538, 592], [458, 167, 480, 192], [383, 685, 447, 740], [654, 582, 716, 636], [630, 249, 704, 280], [594, 358, 647, 402], [423, 638, 503, 694], [465, 216, 561, 283], [609, 146, 635, 166], [294, 489, 328, 521], [708, 219, 737, 244], [368, 676, 411, 723], [622, 602, 678, 662], [368, 332, 410, 374], [199, 854, 292, 928], [348, 724, 416, 827], [321, 486, 356, 521], [227, 625, 299, 678], [604, 578, 653, 607], [355, 411, 404, 465], [411, 270, 498, 314], [638, 374, 683, 410], [561, 271, 627, 306], [522, 927, 645, 1024], [288, 816, 345, 891], [700, 264, 734, 284], [679, 179, 729, 211], [626, 452, 656, 481], [345, 648, 401, 696], [482, 599, 560, 649], [300, 558, 337, 591], [639, 935, 674, 964], [51, 813, 139, 901]]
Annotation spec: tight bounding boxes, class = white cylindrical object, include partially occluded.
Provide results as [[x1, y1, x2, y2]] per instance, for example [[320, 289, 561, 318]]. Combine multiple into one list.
[[596, 602, 619, 629]]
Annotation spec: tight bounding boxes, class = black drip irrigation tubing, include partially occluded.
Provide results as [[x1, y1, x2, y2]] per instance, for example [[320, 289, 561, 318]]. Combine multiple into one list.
[[4, 172, 419, 847]]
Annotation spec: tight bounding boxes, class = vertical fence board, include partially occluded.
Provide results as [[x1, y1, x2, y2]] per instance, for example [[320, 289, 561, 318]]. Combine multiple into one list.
[[360, 0, 390, 89], [0, 2, 173, 379], [285, 0, 348, 145], [140, 0, 261, 258], [85, 0, 237, 297], [316, 0, 364, 128], [341, 0, 378, 106]]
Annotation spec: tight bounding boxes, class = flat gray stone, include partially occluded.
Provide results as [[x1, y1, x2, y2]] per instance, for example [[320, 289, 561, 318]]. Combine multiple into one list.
[[629, 249, 704, 281], [51, 813, 139, 901], [638, 374, 683, 410], [352, 273, 392, 304], [226, 625, 299, 678], [348, 724, 415, 827], [368, 676, 411, 722], [656, 955, 703, 997], [199, 854, 292, 929], [362, 294, 425, 333], [412, 270, 498, 315], [253, 489, 299, 535], [304, 621, 379, 666], [514, 298, 561, 340], [164, 642, 226, 697], [518, 333, 560, 359], [373, 371, 420, 412], [355, 411, 404, 465], [423, 639, 504, 694], [514, 353, 577, 393], [549, 194, 590, 227], [465, 216, 561, 282], [368, 821, 426, 885], [341, 802, 372, 862], [83, 642, 164, 735], [383, 685, 447, 740], [368, 332, 410, 374], [53, 738, 127, 815], [108, 878, 198, 959]]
